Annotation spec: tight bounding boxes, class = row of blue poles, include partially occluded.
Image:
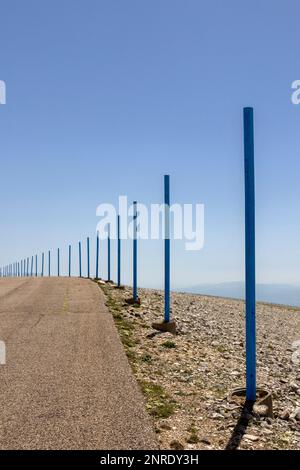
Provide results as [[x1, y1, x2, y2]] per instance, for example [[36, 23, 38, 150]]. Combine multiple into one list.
[[0, 107, 256, 401], [0, 231, 118, 281]]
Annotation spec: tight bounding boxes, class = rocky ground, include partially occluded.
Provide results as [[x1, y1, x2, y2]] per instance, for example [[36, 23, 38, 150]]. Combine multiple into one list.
[[99, 282, 300, 450]]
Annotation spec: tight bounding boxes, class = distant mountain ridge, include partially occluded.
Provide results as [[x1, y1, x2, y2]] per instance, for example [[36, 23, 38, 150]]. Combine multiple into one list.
[[179, 282, 300, 308]]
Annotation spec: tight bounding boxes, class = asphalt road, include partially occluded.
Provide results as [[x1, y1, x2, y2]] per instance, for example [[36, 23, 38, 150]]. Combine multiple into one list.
[[0, 277, 157, 450]]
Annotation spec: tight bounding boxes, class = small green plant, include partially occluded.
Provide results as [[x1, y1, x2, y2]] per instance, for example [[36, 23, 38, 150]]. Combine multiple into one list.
[[141, 354, 152, 363], [139, 380, 177, 419], [186, 424, 199, 444], [162, 340, 176, 349]]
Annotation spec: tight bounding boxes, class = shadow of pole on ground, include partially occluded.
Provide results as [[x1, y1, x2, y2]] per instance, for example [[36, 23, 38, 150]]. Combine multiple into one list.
[[225, 401, 254, 450]]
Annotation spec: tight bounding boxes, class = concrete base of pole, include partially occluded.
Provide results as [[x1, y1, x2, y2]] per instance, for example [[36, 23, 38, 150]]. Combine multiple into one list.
[[152, 320, 177, 335], [125, 297, 141, 306], [228, 387, 273, 418]]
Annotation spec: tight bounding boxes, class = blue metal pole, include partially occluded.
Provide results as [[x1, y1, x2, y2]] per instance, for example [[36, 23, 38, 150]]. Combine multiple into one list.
[[48, 250, 51, 277], [117, 215, 121, 287], [30, 256, 33, 276], [26, 257, 29, 276], [21, 259, 23, 277], [244, 107, 256, 402], [57, 249, 60, 277], [96, 231, 99, 279], [107, 225, 111, 281], [164, 175, 170, 323], [35, 255, 38, 277], [87, 237, 90, 278], [79, 242, 82, 277], [41, 253, 44, 277], [18, 262, 20, 277], [133, 201, 137, 302], [68, 245, 71, 277]]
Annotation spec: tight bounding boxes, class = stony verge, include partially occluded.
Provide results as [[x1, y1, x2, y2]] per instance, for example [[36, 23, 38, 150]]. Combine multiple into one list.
[[99, 282, 300, 450]]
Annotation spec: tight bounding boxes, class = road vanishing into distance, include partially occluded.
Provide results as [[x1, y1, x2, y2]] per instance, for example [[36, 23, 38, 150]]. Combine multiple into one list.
[[0, 278, 157, 449]]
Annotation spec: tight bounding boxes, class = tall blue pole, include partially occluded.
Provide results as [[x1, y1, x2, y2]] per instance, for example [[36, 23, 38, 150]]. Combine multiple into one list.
[[57, 249, 60, 277], [244, 107, 256, 402], [79, 242, 82, 277], [41, 253, 44, 277], [48, 250, 51, 277], [164, 175, 170, 323], [133, 201, 137, 302], [96, 231, 99, 279], [30, 256, 33, 277], [35, 255, 38, 277], [68, 245, 71, 277], [117, 215, 121, 287], [107, 225, 111, 281], [27, 257, 29, 277], [87, 237, 90, 278]]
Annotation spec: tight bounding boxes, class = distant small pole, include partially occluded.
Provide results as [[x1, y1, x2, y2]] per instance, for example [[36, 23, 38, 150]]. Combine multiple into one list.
[[68, 245, 71, 277], [133, 201, 138, 302], [87, 237, 90, 278], [107, 225, 111, 281], [164, 175, 170, 323], [95, 231, 99, 279], [79, 242, 82, 277], [57, 249, 60, 277], [48, 250, 51, 277], [27, 257, 29, 277], [18, 262, 20, 277], [117, 215, 121, 287], [24, 259, 26, 276], [21, 259, 23, 277], [35, 255, 38, 277], [41, 253, 44, 277], [244, 107, 256, 402], [30, 256, 33, 276]]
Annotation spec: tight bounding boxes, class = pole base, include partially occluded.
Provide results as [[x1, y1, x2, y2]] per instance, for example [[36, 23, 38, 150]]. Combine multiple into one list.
[[125, 297, 141, 306], [152, 320, 177, 335], [228, 387, 273, 418]]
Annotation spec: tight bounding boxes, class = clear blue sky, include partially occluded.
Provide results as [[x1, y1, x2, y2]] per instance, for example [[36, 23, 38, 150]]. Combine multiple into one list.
[[1, 0, 300, 288]]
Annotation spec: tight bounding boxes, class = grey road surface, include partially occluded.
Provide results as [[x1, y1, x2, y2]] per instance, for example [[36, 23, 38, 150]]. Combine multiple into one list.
[[0, 278, 157, 450]]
